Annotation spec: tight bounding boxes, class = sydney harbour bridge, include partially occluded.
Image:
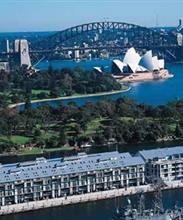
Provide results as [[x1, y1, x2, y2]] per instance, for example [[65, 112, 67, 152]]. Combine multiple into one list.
[[1, 21, 183, 64]]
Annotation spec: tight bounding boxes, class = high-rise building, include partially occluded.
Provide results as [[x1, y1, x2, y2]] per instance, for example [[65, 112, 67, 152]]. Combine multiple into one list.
[[0, 62, 10, 73], [74, 46, 80, 60]]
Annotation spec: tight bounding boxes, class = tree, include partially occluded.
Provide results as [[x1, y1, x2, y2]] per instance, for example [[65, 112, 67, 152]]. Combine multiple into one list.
[[59, 127, 67, 146], [174, 124, 183, 138]]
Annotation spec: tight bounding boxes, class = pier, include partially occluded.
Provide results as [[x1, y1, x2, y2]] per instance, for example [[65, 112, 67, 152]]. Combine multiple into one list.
[[0, 181, 183, 216], [1, 147, 183, 216]]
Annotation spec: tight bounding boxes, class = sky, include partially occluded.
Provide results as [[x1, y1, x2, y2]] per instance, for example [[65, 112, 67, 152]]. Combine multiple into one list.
[[0, 0, 183, 32]]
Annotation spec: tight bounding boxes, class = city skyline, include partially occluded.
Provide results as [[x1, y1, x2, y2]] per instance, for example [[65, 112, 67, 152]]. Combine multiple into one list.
[[0, 0, 183, 32]]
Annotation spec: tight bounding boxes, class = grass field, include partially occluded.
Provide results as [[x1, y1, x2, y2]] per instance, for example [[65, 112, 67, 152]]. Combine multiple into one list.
[[0, 135, 31, 145], [31, 89, 50, 95], [18, 146, 75, 156]]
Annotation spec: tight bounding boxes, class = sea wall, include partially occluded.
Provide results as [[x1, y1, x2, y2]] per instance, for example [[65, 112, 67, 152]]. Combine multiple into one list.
[[0, 181, 183, 216], [119, 69, 173, 83]]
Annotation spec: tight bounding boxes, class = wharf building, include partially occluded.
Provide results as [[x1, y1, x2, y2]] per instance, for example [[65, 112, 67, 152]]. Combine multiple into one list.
[[0, 151, 145, 207], [1, 146, 183, 208], [0, 61, 10, 73], [138, 146, 183, 182]]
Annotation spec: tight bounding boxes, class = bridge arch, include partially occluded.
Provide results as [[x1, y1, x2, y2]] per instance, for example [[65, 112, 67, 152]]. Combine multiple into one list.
[[54, 21, 151, 41], [35, 21, 164, 50]]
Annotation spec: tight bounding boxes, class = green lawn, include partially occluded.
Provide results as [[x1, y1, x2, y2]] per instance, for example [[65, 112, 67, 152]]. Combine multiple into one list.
[[83, 118, 104, 136], [0, 135, 31, 145], [44, 146, 75, 152], [18, 147, 43, 155], [40, 130, 59, 140], [168, 122, 177, 132], [18, 146, 75, 156], [31, 89, 50, 95]]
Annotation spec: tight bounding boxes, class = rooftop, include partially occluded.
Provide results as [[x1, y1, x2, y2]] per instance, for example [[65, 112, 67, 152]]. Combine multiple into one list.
[[138, 146, 183, 161], [0, 151, 144, 184]]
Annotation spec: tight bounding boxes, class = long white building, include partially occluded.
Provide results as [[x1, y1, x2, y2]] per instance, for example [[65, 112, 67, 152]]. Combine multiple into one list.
[[0, 151, 145, 207], [1, 146, 183, 209]]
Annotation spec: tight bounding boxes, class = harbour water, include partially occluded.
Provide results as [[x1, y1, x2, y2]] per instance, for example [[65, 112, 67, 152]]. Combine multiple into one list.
[[3, 60, 183, 219], [33, 61, 183, 107], [1, 188, 183, 220]]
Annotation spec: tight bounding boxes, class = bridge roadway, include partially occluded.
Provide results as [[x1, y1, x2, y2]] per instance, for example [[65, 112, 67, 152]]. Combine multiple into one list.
[[0, 45, 181, 55]]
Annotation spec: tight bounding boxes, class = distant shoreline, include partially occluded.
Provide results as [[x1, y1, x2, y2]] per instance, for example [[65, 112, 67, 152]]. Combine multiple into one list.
[[9, 86, 131, 109]]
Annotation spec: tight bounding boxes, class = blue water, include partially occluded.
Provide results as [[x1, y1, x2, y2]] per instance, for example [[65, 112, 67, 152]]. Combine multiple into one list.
[[125, 63, 183, 105], [1, 188, 183, 220], [0, 31, 54, 40], [19, 62, 183, 111], [36, 59, 112, 72], [19, 91, 130, 111]]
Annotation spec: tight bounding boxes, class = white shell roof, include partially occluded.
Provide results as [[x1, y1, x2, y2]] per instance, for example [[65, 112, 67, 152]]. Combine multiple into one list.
[[111, 47, 165, 74], [152, 56, 159, 70], [158, 59, 165, 69], [139, 50, 154, 71], [123, 48, 141, 73], [123, 48, 141, 65], [136, 65, 148, 72], [112, 59, 125, 73], [93, 67, 103, 73]]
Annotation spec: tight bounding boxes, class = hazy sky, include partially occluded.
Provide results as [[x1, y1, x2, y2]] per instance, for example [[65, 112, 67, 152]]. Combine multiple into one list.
[[0, 0, 182, 32]]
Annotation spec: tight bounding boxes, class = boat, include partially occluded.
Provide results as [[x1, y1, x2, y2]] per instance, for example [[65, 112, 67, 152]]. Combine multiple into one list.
[[112, 178, 183, 220]]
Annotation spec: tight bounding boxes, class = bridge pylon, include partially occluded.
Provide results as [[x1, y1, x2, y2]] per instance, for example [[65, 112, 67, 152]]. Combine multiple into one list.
[[14, 39, 32, 68]]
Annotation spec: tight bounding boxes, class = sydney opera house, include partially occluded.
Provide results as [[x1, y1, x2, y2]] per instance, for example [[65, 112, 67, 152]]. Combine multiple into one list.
[[111, 47, 173, 82]]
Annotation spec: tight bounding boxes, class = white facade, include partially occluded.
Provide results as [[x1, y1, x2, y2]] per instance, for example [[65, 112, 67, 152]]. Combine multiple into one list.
[[158, 59, 165, 69], [0, 62, 10, 72], [139, 147, 183, 182], [152, 56, 159, 70], [0, 151, 145, 207]]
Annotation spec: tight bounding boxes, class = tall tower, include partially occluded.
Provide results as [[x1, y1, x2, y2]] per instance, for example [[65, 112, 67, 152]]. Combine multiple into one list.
[[177, 19, 183, 32], [20, 39, 31, 68], [14, 39, 31, 68], [6, 40, 10, 53], [74, 46, 80, 60], [14, 39, 20, 53]]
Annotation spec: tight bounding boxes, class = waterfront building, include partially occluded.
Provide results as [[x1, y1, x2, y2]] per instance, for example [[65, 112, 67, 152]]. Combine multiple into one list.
[[138, 146, 183, 182], [177, 33, 183, 46], [0, 151, 145, 207], [111, 47, 171, 82], [111, 47, 166, 76], [74, 46, 80, 60], [0, 61, 10, 73], [1, 146, 183, 208]]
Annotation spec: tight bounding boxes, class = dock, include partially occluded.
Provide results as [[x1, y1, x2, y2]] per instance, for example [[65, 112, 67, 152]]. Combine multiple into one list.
[[0, 181, 183, 216]]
